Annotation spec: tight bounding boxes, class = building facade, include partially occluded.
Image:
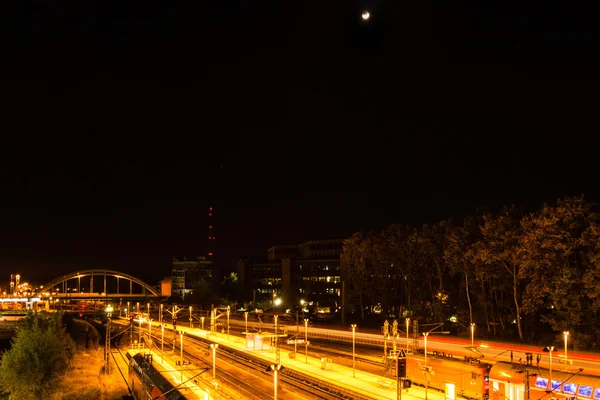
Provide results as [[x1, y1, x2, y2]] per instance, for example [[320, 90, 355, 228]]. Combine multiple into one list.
[[238, 239, 348, 310], [171, 257, 214, 299]]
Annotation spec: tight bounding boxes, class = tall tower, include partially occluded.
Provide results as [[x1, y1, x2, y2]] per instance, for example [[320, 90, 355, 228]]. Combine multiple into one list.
[[208, 206, 214, 259]]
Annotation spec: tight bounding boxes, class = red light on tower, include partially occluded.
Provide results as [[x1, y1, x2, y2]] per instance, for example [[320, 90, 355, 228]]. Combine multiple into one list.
[[208, 252, 213, 256]]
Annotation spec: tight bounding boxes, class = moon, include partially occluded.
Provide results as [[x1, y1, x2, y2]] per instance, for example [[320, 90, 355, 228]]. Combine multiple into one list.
[[361, 11, 370, 20]]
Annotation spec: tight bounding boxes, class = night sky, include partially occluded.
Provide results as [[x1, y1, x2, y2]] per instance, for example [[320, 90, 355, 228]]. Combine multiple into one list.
[[1, 1, 599, 284]]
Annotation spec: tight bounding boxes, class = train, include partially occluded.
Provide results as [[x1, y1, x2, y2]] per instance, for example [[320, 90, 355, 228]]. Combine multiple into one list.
[[404, 350, 600, 400], [127, 352, 186, 400]]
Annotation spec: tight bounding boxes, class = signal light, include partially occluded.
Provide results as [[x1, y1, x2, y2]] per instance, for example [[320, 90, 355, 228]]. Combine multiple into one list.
[[397, 357, 407, 377], [130, 315, 134, 322]]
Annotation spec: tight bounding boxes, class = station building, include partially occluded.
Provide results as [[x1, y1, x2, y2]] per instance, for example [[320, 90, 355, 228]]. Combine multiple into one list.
[[237, 239, 349, 310]]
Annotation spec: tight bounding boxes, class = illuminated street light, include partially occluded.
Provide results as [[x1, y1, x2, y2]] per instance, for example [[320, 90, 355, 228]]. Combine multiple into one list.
[[161, 324, 165, 364], [210, 343, 219, 380], [189, 306, 193, 329], [470, 323, 476, 347], [179, 331, 185, 380], [563, 331, 569, 371], [406, 318, 410, 354], [304, 319, 309, 363], [201, 316, 205, 331], [147, 303, 150, 319], [267, 364, 284, 400], [244, 311, 248, 333], [159, 303, 163, 324], [138, 318, 143, 344], [148, 319, 153, 353], [351, 324, 357, 378], [227, 305, 230, 340], [544, 346, 557, 388], [274, 298, 282, 314]]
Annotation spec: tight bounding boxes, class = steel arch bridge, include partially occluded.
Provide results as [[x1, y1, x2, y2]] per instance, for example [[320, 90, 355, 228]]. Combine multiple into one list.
[[34, 269, 161, 299]]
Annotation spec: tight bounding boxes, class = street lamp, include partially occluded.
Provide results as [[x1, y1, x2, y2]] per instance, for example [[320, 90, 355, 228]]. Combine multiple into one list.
[[138, 317, 143, 344], [351, 324, 357, 378], [274, 315, 279, 364], [210, 343, 219, 380], [423, 332, 429, 366], [470, 323, 476, 347], [127, 301, 130, 319], [147, 303, 150, 319], [160, 303, 163, 324], [201, 316, 205, 331], [268, 364, 284, 400], [563, 331, 569, 371], [544, 346, 557, 388], [161, 324, 165, 364], [227, 305, 230, 340], [148, 319, 153, 352], [189, 306, 193, 329], [304, 319, 309, 363], [406, 318, 410, 354], [179, 331, 185, 380], [274, 298, 282, 314], [244, 311, 248, 333]]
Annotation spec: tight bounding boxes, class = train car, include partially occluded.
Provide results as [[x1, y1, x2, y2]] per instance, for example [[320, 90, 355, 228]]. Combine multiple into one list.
[[406, 352, 491, 399], [489, 361, 600, 400], [128, 352, 186, 400]]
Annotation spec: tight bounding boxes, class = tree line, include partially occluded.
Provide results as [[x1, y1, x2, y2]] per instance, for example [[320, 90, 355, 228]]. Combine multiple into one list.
[[342, 196, 600, 349]]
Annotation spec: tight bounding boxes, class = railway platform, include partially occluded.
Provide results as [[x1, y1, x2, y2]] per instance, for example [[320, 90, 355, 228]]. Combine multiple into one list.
[[167, 323, 448, 400]]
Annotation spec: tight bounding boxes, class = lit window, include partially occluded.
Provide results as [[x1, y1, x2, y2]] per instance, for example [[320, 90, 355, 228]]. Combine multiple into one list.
[[578, 385, 592, 397], [563, 383, 577, 395]]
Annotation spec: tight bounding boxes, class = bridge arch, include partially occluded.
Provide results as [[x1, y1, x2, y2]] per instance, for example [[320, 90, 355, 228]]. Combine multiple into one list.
[[34, 269, 160, 298]]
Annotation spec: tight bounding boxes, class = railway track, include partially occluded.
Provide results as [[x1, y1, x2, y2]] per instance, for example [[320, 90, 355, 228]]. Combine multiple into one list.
[[114, 320, 353, 399]]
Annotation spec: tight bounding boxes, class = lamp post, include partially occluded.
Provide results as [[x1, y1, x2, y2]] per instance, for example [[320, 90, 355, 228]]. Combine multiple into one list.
[[269, 364, 283, 400], [138, 318, 143, 344], [406, 318, 410, 354], [148, 319, 153, 352], [147, 303, 150, 319], [159, 304, 163, 325], [227, 305, 230, 340], [563, 331, 569, 371], [161, 324, 165, 364], [274, 315, 280, 364], [136, 302, 139, 314], [244, 312, 248, 333], [127, 301, 130, 319], [544, 346, 556, 388], [177, 331, 185, 380], [201, 316, 205, 331], [210, 343, 219, 380], [423, 332, 429, 366], [189, 306, 193, 329], [351, 324, 357, 378], [304, 319, 309, 363], [470, 323, 476, 347]]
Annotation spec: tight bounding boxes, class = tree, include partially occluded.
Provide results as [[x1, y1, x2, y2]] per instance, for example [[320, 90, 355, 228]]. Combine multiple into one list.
[[445, 214, 484, 326], [474, 206, 526, 340], [220, 272, 239, 305], [518, 196, 593, 332], [343, 232, 370, 321], [0, 312, 75, 400]]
